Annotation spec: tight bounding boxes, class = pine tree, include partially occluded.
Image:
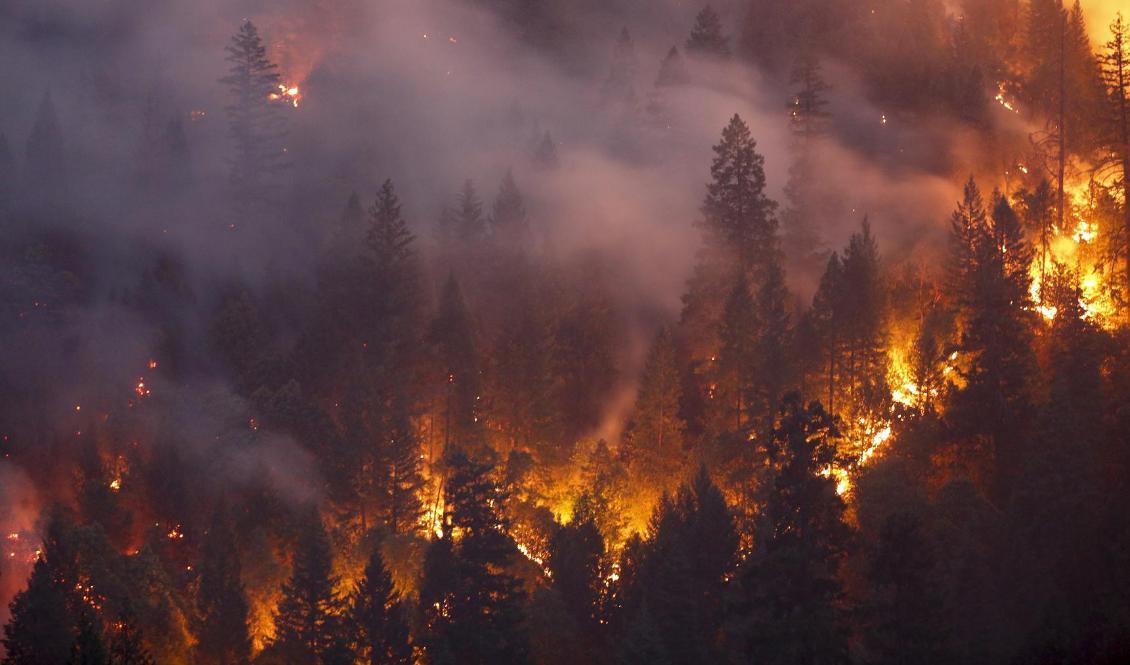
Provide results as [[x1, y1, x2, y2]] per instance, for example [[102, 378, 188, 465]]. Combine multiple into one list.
[[547, 513, 605, 655], [947, 183, 1037, 500], [350, 548, 411, 665], [438, 180, 487, 250], [489, 169, 529, 251], [717, 273, 758, 433], [533, 131, 560, 169], [2, 558, 75, 665], [271, 509, 340, 664], [420, 451, 531, 665], [382, 396, 425, 535], [836, 218, 890, 453], [655, 46, 689, 87], [750, 260, 792, 432], [429, 275, 482, 450], [620, 468, 737, 663], [683, 114, 779, 433], [686, 5, 731, 59], [624, 327, 686, 486], [700, 114, 779, 277], [196, 501, 251, 665], [220, 20, 289, 210], [727, 395, 852, 665], [811, 252, 844, 413]]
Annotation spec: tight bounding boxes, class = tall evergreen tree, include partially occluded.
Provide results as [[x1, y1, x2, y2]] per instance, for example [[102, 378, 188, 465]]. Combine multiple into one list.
[[220, 20, 289, 211], [196, 501, 251, 665], [624, 327, 686, 487], [489, 170, 529, 251], [270, 509, 340, 664], [381, 396, 426, 535], [947, 182, 1037, 499], [419, 451, 531, 665], [350, 548, 411, 665], [727, 395, 852, 665], [686, 6, 731, 58], [717, 273, 758, 433], [619, 467, 738, 663], [438, 180, 487, 249], [429, 275, 482, 450], [683, 114, 779, 432], [655, 46, 689, 87], [547, 510, 605, 657], [2, 558, 75, 665]]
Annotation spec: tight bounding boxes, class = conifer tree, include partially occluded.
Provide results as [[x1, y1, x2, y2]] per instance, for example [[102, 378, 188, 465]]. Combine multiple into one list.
[[836, 218, 890, 451], [655, 46, 689, 87], [350, 548, 411, 665], [271, 509, 341, 664], [438, 180, 487, 249], [682, 114, 779, 432], [533, 131, 560, 169], [419, 451, 531, 665], [700, 114, 779, 276], [621, 468, 737, 663], [489, 170, 529, 251], [717, 273, 757, 433], [686, 6, 731, 59], [220, 20, 289, 210], [947, 182, 1036, 499], [547, 512, 605, 654], [2, 557, 75, 665], [381, 396, 425, 535], [624, 327, 686, 485], [750, 261, 792, 432], [727, 395, 852, 665], [429, 275, 482, 449], [196, 501, 251, 665]]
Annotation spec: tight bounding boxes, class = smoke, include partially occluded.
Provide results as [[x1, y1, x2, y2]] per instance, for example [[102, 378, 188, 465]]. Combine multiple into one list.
[[0, 0, 1048, 618]]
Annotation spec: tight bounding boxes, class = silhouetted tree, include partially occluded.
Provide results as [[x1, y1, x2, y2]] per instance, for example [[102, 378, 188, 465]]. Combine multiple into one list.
[[686, 6, 731, 58], [196, 501, 251, 665], [350, 548, 411, 665]]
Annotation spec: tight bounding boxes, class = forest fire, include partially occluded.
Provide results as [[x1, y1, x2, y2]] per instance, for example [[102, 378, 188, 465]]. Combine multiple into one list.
[[2, 1, 1130, 664], [268, 83, 302, 108]]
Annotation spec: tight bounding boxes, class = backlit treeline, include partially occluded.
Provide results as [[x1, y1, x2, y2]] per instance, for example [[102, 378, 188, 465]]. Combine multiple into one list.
[[3, 1, 1130, 664]]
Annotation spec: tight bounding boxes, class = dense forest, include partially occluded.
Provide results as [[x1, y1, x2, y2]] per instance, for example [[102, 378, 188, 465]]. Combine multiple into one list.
[[1, 0, 1130, 663]]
